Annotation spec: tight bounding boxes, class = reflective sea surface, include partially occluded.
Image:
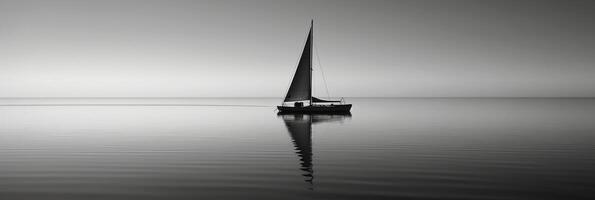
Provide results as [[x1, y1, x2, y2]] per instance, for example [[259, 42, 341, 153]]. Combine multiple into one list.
[[1, 98, 594, 200]]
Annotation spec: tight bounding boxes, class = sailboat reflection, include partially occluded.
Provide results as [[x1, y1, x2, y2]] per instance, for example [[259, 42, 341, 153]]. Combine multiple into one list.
[[278, 113, 351, 188]]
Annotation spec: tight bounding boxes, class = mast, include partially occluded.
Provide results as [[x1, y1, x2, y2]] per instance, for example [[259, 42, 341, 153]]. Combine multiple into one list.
[[310, 19, 313, 105]]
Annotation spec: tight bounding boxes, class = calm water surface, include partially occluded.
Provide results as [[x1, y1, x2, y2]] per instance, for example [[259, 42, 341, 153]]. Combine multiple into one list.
[[0, 98, 594, 199]]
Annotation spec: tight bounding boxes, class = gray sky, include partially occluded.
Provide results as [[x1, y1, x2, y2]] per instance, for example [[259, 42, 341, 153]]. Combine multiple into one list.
[[1, 0, 594, 97]]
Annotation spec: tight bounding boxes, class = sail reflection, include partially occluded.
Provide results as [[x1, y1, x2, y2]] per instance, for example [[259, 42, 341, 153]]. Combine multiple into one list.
[[278, 113, 351, 188]]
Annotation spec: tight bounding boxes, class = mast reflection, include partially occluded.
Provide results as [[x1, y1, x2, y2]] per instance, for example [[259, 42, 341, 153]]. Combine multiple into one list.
[[278, 113, 351, 189]]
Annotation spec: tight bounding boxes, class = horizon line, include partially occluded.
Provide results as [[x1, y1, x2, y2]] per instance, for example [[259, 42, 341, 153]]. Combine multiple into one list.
[[1, 96, 595, 99]]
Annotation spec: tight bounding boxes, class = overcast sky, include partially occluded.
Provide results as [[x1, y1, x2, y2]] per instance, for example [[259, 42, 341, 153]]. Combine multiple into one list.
[[1, 0, 594, 97]]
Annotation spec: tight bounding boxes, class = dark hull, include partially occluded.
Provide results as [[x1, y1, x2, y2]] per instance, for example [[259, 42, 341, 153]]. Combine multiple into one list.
[[277, 104, 352, 114]]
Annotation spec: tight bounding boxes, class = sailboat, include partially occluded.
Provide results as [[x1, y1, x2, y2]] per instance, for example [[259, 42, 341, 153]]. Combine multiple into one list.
[[277, 20, 352, 113]]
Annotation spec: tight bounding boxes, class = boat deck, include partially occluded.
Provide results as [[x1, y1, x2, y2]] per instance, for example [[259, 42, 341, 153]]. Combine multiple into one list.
[[277, 104, 352, 114]]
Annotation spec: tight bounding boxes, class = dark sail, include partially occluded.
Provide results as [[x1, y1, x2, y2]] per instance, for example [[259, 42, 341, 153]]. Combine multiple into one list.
[[284, 22, 312, 102], [311, 97, 341, 103]]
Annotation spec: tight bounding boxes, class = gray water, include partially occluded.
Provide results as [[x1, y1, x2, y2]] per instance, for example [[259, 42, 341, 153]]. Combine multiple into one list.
[[1, 98, 594, 200]]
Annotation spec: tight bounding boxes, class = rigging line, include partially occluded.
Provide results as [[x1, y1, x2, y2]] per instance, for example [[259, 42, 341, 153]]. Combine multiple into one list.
[[314, 40, 331, 99]]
